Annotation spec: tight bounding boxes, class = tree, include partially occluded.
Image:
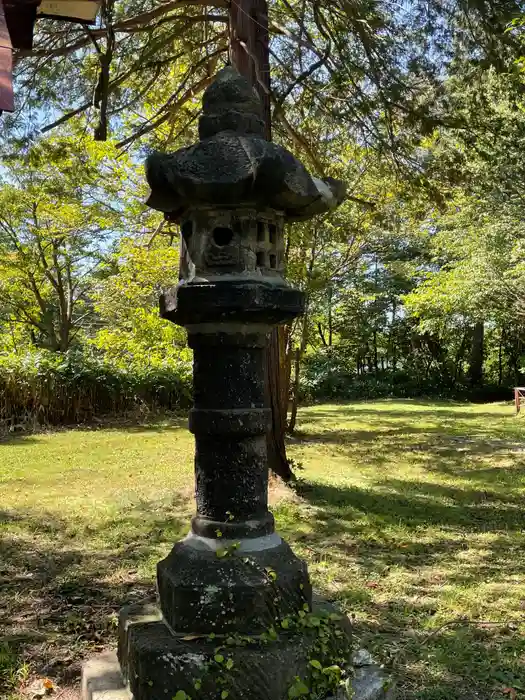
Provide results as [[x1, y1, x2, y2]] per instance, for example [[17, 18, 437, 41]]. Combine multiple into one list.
[[13, 0, 522, 153], [0, 137, 124, 351], [92, 235, 189, 368], [2, 0, 525, 425]]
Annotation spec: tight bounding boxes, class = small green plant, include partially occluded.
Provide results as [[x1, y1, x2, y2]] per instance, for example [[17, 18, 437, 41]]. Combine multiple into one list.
[[172, 691, 189, 700], [0, 644, 29, 696], [265, 566, 277, 581], [288, 676, 310, 698], [215, 542, 240, 558], [280, 609, 351, 699]]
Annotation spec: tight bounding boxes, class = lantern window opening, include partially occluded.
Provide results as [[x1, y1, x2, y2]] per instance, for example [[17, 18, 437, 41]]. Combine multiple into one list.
[[181, 220, 193, 241], [213, 226, 234, 247], [256, 221, 266, 242]]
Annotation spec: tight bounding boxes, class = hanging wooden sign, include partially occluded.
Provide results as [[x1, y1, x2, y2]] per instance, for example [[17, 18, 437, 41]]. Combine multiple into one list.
[[38, 0, 100, 24]]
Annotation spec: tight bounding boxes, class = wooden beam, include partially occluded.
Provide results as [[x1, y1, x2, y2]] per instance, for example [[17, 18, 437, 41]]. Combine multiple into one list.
[[4, 0, 38, 49], [0, 0, 13, 113]]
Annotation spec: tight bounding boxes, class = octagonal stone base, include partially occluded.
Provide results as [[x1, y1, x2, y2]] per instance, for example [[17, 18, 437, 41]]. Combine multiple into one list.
[[120, 616, 320, 700], [83, 631, 394, 700], [156, 535, 311, 635]]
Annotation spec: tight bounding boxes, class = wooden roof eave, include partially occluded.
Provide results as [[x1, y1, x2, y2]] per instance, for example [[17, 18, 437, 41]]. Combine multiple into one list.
[[0, 0, 100, 114]]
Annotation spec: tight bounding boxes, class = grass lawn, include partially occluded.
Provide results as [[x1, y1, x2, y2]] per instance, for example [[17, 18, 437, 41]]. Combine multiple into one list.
[[1, 401, 525, 699]]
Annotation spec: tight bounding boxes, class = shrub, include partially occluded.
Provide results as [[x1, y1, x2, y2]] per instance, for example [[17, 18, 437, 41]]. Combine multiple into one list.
[[0, 349, 192, 430], [299, 350, 513, 402]]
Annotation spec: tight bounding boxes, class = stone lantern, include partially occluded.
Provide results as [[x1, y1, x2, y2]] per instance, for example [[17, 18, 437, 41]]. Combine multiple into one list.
[[82, 68, 392, 700]]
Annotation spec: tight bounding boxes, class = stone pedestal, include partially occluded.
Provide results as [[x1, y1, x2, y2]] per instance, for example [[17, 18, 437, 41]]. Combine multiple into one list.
[[155, 278, 311, 644], [117, 598, 343, 700], [82, 68, 393, 700], [84, 617, 394, 700]]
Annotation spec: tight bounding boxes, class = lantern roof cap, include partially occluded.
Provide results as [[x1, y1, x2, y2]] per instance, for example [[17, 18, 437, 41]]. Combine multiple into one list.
[[145, 68, 346, 221]]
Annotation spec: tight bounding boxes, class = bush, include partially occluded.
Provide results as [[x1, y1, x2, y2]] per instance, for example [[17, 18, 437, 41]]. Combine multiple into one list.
[[0, 349, 192, 430], [300, 350, 514, 402]]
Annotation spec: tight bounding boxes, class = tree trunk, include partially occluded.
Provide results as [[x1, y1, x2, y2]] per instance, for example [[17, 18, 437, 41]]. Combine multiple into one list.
[[498, 327, 503, 386], [452, 330, 469, 386], [391, 300, 397, 372], [514, 337, 523, 386], [59, 323, 71, 353], [265, 327, 293, 480], [288, 348, 301, 435], [469, 322, 484, 387], [230, 0, 271, 138], [230, 0, 293, 480], [327, 286, 333, 347], [93, 0, 115, 141], [288, 311, 309, 434]]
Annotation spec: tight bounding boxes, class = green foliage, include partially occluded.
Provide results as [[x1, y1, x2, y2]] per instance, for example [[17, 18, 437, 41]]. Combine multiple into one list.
[[215, 542, 240, 558], [300, 350, 513, 403], [0, 643, 29, 698], [173, 691, 188, 700], [0, 136, 192, 424], [3, 0, 525, 421], [91, 236, 189, 369], [280, 609, 350, 699], [0, 348, 191, 430], [0, 137, 126, 352]]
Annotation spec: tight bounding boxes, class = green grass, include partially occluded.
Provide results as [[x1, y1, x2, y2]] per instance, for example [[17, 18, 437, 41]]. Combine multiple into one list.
[[1, 401, 525, 699]]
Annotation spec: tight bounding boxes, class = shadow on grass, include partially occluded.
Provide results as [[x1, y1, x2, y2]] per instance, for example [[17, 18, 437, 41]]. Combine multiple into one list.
[[297, 479, 523, 532], [300, 398, 516, 425], [292, 479, 524, 574], [281, 401, 525, 698], [283, 473, 525, 699], [95, 414, 188, 433], [292, 402, 525, 488], [0, 495, 190, 688], [357, 614, 525, 700], [0, 433, 41, 446], [0, 413, 189, 446], [301, 403, 512, 420]]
